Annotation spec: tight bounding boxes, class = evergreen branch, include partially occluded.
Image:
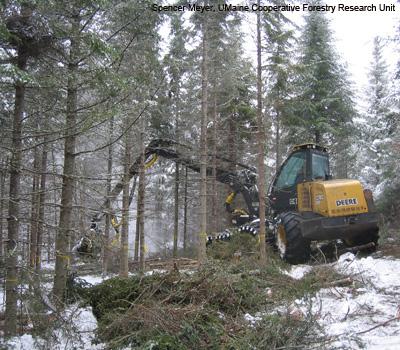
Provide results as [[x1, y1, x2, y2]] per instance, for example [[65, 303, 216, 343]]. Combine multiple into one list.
[[72, 76, 165, 157]]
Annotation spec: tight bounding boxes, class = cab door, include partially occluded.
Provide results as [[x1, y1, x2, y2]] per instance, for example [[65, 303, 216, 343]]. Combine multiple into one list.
[[269, 151, 307, 213]]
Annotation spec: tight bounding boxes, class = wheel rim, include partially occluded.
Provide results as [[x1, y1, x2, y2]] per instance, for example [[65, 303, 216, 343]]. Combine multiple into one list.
[[277, 225, 287, 258]]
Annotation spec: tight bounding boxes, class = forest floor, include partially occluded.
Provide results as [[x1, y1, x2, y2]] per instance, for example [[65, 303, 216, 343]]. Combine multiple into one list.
[[1, 238, 400, 349]]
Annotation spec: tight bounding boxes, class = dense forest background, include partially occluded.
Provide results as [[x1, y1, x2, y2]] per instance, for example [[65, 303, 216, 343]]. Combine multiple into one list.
[[0, 0, 399, 337]]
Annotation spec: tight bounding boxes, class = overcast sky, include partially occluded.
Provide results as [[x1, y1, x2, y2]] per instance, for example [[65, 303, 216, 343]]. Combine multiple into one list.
[[160, 1, 399, 110], [240, 0, 400, 109]]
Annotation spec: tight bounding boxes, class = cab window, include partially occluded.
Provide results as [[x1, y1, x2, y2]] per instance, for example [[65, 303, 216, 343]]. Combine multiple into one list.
[[312, 153, 329, 180], [275, 152, 306, 189]]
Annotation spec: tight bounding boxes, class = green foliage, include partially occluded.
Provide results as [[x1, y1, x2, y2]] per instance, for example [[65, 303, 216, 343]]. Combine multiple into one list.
[[78, 252, 346, 349], [99, 304, 226, 350], [207, 231, 259, 260], [262, 6, 297, 167], [230, 313, 321, 349], [282, 265, 343, 299], [65, 273, 94, 303], [185, 2, 257, 155], [140, 335, 186, 350], [86, 270, 231, 348], [292, 3, 356, 149], [0, 21, 12, 42], [376, 183, 400, 224], [357, 36, 398, 190], [0, 60, 37, 85], [87, 274, 163, 319]]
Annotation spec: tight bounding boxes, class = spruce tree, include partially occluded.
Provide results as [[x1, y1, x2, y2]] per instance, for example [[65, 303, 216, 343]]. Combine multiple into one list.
[[360, 37, 393, 190], [294, 7, 355, 143], [256, 0, 267, 265], [164, 13, 189, 257], [262, 8, 296, 171], [0, 1, 53, 334], [293, 6, 356, 176], [190, 3, 256, 260]]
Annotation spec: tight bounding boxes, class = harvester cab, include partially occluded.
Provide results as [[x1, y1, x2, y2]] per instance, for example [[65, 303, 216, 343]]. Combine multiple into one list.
[[268, 143, 330, 214]]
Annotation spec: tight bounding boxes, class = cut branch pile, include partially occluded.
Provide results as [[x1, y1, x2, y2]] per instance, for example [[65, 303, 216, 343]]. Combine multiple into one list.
[[77, 254, 347, 349]]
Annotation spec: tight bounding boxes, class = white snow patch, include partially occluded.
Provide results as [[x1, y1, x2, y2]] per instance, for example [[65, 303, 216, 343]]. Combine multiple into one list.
[[283, 265, 312, 280], [244, 312, 262, 325], [80, 274, 107, 285], [1, 275, 107, 348], [336, 253, 400, 291], [4, 306, 105, 350], [366, 335, 400, 350], [40, 261, 55, 270], [0, 288, 4, 313], [292, 253, 400, 349], [144, 269, 167, 276], [5, 334, 38, 350]]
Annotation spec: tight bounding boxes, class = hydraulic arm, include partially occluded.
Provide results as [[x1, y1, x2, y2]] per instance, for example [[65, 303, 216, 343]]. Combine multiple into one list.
[[90, 138, 259, 232]]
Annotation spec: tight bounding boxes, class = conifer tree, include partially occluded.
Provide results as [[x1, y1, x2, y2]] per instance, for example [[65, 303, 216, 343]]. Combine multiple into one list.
[[190, 5, 256, 234], [294, 7, 355, 142], [363, 37, 392, 184], [0, 1, 52, 334], [199, 14, 209, 264], [52, 4, 81, 304], [293, 6, 356, 176], [360, 37, 397, 191], [262, 9, 296, 171], [256, 0, 267, 265], [164, 13, 189, 257]]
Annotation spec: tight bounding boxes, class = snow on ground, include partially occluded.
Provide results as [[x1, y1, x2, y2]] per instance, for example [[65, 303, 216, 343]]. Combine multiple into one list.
[[244, 312, 263, 326], [283, 264, 313, 280], [5, 306, 105, 350], [1, 274, 109, 349], [80, 274, 108, 285], [2, 254, 400, 349], [287, 253, 400, 349], [0, 288, 4, 313], [40, 261, 55, 270]]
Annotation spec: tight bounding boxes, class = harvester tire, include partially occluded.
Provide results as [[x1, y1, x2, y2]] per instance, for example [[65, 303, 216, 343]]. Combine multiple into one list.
[[276, 212, 310, 264]]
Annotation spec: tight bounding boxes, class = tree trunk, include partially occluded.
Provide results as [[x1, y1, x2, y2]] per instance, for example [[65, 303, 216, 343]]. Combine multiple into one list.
[[138, 125, 146, 273], [53, 13, 80, 304], [36, 138, 48, 271], [315, 130, 321, 144], [119, 133, 131, 278], [172, 84, 181, 258], [173, 163, 179, 258], [225, 112, 238, 224], [275, 110, 281, 172], [0, 159, 7, 263], [227, 115, 237, 167], [103, 117, 114, 274], [29, 147, 40, 268], [183, 166, 188, 253], [5, 51, 27, 337], [211, 93, 218, 233], [103, 212, 111, 273], [134, 202, 140, 261], [256, 2, 267, 266], [198, 18, 209, 264], [49, 149, 58, 264]]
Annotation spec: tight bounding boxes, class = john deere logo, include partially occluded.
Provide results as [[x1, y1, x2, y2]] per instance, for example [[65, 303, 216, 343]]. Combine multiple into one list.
[[336, 198, 357, 207]]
